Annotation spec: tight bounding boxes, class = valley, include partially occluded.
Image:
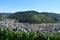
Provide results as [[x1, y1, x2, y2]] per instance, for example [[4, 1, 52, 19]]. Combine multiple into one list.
[[0, 20, 60, 33], [0, 11, 60, 33]]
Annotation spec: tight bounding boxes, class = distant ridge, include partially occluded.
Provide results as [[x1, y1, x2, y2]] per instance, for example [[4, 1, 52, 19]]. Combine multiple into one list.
[[0, 13, 13, 17], [8, 10, 60, 23], [1, 10, 60, 23]]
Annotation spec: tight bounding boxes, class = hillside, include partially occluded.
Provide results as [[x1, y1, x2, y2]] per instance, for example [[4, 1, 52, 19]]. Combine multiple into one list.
[[40, 12, 60, 18], [0, 13, 13, 21], [8, 11, 56, 23], [0, 13, 13, 17], [40, 12, 60, 22], [0, 14, 4, 20]]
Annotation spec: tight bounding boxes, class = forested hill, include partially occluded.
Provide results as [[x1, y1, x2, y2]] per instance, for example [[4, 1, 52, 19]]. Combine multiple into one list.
[[0, 13, 12, 17], [40, 12, 60, 18], [40, 12, 60, 22], [0, 13, 13, 21], [8, 11, 60, 23]]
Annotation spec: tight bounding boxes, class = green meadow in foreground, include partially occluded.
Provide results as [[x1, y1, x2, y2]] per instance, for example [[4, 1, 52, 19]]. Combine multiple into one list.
[[0, 27, 60, 40]]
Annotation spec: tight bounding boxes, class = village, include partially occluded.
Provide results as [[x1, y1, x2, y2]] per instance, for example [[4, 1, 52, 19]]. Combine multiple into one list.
[[0, 20, 60, 33]]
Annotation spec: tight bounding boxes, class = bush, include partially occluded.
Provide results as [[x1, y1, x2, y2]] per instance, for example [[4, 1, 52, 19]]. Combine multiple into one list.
[[0, 27, 60, 40]]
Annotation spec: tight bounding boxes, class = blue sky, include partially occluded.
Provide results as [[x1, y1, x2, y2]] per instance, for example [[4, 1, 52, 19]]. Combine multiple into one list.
[[0, 0, 60, 13]]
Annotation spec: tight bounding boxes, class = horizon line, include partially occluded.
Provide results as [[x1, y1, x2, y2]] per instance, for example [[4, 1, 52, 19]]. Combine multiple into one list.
[[0, 10, 60, 14]]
